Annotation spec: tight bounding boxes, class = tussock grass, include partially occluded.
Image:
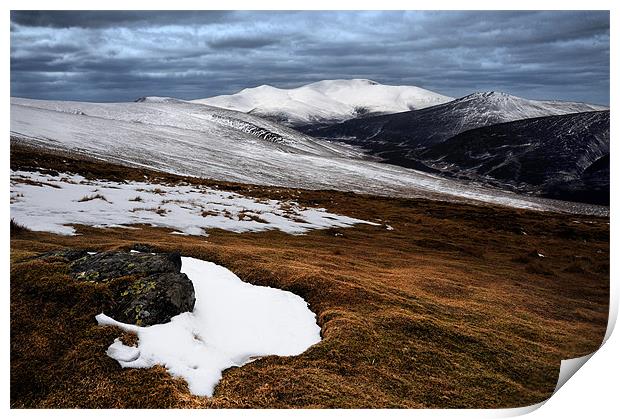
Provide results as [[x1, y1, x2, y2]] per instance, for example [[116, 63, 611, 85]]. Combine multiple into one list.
[[10, 218, 30, 235], [10, 143, 609, 408], [78, 193, 109, 203]]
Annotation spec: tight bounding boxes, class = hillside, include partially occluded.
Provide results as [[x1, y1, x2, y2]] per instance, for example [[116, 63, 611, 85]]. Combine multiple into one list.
[[12, 97, 604, 215]]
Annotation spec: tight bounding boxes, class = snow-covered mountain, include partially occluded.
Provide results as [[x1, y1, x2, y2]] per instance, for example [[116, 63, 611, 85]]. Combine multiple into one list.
[[11, 96, 604, 215], [310, 91, 608, 167], [191, 79, 453, 126]]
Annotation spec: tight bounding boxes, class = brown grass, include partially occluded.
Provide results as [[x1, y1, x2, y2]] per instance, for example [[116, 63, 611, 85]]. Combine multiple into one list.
[[11, 177, 62, 189], [238, 211, 268, 223], [119, 332, 139, 347], [130, 207, 168, 216], [10, 144, 609, 408]]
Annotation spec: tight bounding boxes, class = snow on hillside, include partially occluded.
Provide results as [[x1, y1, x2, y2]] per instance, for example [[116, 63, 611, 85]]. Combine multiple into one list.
[[10, 170, 377, 236], [10, 97, 607, 215], [192, 79, 453, 126], [448, 92, 608, 127], [11, 97, 360, 158], [98, 255, 322, 396]]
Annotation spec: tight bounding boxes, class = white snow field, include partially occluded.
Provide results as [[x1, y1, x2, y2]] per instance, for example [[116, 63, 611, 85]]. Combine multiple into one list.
[[97, 256, 322, 396], [10, 97, 606, 215], [10, 170, 377, 236], [192, 78, 453, 125]]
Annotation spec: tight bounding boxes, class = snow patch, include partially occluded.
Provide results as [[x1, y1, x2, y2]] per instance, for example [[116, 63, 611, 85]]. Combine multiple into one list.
[[97, 256, 322, 396], [10, 170, 377, 236]]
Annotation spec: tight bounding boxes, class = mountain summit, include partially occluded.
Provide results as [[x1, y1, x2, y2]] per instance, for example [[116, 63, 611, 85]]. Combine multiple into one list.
[[191, 79, 453, 126]]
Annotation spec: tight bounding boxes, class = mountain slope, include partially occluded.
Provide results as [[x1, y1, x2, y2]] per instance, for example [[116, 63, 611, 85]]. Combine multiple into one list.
[[420, 111, 610, 205], [309, 92, 608, 166], [192, 79, 453, 126], [11, 96, 356, 158], [10, 97, 606, 215]]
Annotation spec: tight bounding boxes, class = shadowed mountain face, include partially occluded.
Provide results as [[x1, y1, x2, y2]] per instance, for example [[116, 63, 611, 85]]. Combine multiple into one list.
[[420, 111, 610, 205], [306, 92, 607, 164], [306, 92, 609, 205]]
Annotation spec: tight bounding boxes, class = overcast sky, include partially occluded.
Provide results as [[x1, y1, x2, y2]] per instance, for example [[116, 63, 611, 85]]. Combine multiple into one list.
[[10, 10, 610, 105]]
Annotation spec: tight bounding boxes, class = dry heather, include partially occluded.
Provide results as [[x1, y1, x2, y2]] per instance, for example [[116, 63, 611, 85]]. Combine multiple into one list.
[[10, 144, 609, 408]]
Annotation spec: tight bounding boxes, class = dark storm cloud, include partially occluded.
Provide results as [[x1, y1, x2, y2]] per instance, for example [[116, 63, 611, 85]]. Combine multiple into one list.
[[10, 10, 609, 105], [208, 36, 281, 49], [10, 10, 234, 28]]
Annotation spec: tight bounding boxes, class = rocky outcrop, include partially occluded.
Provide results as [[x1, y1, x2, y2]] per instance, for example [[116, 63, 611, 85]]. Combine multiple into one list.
[[70, 251, 182, 282], [39, 249, 195, 326]]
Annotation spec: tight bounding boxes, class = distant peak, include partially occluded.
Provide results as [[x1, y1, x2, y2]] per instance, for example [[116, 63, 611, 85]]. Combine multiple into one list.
[[243, 84, 279, 92], [459, 91, 516, 101]]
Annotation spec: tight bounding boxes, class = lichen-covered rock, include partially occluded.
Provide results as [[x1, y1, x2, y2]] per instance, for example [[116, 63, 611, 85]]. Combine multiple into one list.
[[66, 250, 195, 326], [112, 272, 195, 326], [70, 251, 182, 283]]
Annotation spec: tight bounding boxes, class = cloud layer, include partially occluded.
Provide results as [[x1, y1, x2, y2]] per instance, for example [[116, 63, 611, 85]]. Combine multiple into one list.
[[10, 11, 610, 104]]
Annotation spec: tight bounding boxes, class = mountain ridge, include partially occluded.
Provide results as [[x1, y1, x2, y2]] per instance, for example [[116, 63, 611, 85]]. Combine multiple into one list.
[[191, 79, 453, 126], [309, 90, 608, 155]]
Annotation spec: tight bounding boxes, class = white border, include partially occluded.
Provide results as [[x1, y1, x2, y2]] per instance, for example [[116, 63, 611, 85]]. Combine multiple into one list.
[[2, 1, 616, 417]]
